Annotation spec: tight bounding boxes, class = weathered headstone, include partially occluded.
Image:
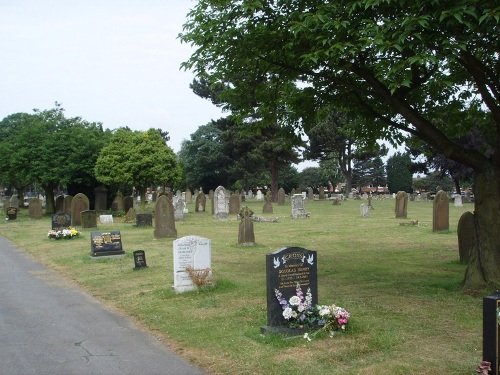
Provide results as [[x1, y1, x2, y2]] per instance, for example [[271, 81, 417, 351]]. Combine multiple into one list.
[[174, 198, 185, 221], [124, 196, 134, 214], [238, 207, 256, 245], [277, 188, 285, 205], [94, 186, 108, 211], [9, 196, 19, 210], [457, 211, 475, 263], [63, 195, 73, 215], [124, 208, 136, 223], [318, 187, 325, 200], [81, 210, 98, 229], [360, 203, 369, 217], [173, 235, 212, 293], [214, 186, 229, 220], [395, 191, 408, 218], [262, 247, 318, 331], [229, 193, 240, 215], [99, 214, 114, 224], [55, 195, 64, 213], [185, 190, 192, 203], [71, 193, 89, 226], [454, 194, 463, 207], [291, 194, 309, 218], [154, 195, 177, 238], [29, 198, 43, 219], [133, 250, 148, 270], [307, 187, 314, 200], [51, 213, 71, 230], [112, 191, 124, 212], [90, 231, 125, 257], [433, 190, 449, 232], [263, 192, 273, 213], [256, 190, 263, 201], [195, 192, 206, 213], [136, 213, 152, 227], [6, 207, 17, 220]]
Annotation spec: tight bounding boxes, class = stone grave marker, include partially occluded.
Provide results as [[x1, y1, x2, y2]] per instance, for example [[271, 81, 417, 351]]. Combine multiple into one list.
[[395, 191, 408, 218], [81, 210, 98, 228], [318, 187, 325, 200], [63, 195, 73, 215], [195, 192, 206, 212], [136, 213, 152, 227], [124, 196, 134, 214], [99, 214, 114, 224], [112, 191, 124, 212], [277, 188, 285, 205], [229, 193, 240, 215], [133, 250, 148, 270], [94, 186, 108, 211], [256, 190, 263, 200], [29, 198, 43, 219], [90, 230, 125, 257], [174, 198, 185, 221], [71, 193, 89, 226], [214, 186, 229, 220], [6, 207, 17, 220], [173, 235, 212, 293], [433, 190, 449, 232], [360, 203, 369, 217], [55, 195, 64, 213], [124, 208, 136, 223], [457, 211, 475, 263], [263, 192, 273, 213], [9, 196, 19, 210], [262, 246, 318, 332], [307, 187, 313, 200], [291, 194, 310, 218], [154, 195, 177, 238], [238, 207, 256, 245], [185, 190, 192, 203], [51, 213, 71, 230], [454, 194, 463, 207], [482, 291, 500, 372]]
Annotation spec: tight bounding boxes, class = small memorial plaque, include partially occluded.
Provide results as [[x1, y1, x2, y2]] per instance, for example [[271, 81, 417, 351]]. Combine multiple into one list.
[[90, 231, 125, 257], [133, 250, 148, 270], [99, 214, 114, 224], [51, 213, 71, 230]]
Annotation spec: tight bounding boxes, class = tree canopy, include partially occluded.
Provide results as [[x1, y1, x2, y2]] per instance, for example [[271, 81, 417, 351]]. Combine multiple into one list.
[[180, 1, 500, 288]]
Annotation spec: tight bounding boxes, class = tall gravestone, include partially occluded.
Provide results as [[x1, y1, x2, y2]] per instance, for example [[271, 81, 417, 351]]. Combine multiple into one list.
[[318, 187, 325, 200], [277, 188, 285, 205], [63, 195, 73, 215], [112, 191, 124, 212], [195, 192, 206, 213], [229, 193, 240, 215], [457, 211, 475, 263], [55, 195, 64, 213], [395, 191, 408, 218], [262, 247, 318, 331], [29, 198, 43, 219], [433, 190, 449, 232], [174, 198, 185, 221], [291, 194, 309, 218], [238, 207, 255, 245], [214, 186, 229, 220], [263, 192, 273, 213], [94, 186, 108, 212], [185, 190, 192, 203], [173, 236, 212, 293], [454, 194, 463, 207], [154, 195, 177, 238], [71, 193, 89, 226], [9, 196, 19, 210], [124, 196, 134, 215]]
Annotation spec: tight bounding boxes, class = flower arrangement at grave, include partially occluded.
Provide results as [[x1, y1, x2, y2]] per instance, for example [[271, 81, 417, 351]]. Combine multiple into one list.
[[275, 283, 350, 337], [185, 265, 212, 287], [47, 227, 79, 240]]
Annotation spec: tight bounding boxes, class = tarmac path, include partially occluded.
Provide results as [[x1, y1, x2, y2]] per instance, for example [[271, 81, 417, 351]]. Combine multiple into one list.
[[0, 236, 205, 375]]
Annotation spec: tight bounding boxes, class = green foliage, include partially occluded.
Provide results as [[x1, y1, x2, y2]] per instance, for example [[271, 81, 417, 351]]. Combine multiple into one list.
[[386, 152, 413, 193]]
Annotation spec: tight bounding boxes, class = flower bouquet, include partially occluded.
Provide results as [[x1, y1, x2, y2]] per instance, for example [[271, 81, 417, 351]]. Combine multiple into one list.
[[48, 227, 79, 240]]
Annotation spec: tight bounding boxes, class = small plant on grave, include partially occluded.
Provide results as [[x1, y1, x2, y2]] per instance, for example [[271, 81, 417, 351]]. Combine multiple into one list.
[[275, 282, 351, 337], [185, 266, 212, 287]]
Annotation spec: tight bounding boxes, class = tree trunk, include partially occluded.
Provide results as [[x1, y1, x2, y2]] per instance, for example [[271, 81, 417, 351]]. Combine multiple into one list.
[[139, 187, 147, 208], [269, 162, 279, 202], [462, 167, 500, 289]]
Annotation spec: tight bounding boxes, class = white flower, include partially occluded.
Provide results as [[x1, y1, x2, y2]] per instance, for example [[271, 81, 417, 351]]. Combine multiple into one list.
[[289, 296, 301, 306], [297, 304, 305, 312], [303, 333, 311, 341], [283, 307, 294, 320]]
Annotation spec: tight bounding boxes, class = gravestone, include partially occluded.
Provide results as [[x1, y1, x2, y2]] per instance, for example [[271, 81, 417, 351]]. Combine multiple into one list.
[[136, 213, 152, 227], [263, 192, 273, 213], [124, 196, 134, 214], [81, 210, 97, 229], [71, 193, 89, 226], [277, 188, 285, 205], [154, 195, 177, 238], [63, 195, 73, 215], [112, 191, 124, 212], [307, 187, 314, 200], [195, 192, 206, 213], [395, 191, 408, 218], [133, 250, 148, 270], [318, 187, 325, 200], [6, 207, 17, 220], [290, 188, 296, 196], [185, 190, 192, 203], [214, 186, 229, 220], [94, 186, 108, 211], [124, 208, 136, 223], [55, 195, 64, 213], [256, 190, 263, 201], [229, 193, 240, 215], [454, 194, 463, 207], [262, 246, 318, 331], [291, 194, 310, 218], [360, 203, 369, 217], [174, 198, 185, 221], [99, 214, 114, 224], [238, 207, 256, 245], [433, 190, 449, 232], [482, 291, 500, 374], [90, 231, 125, 257], [457, 211, 475, 263], [9, 196, 19, 210], [29, 198, 43, 219], [51, 213, 71, 230], [173, 235, 212, 293]]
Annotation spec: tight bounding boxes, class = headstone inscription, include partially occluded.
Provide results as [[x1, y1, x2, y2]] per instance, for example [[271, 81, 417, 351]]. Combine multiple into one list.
[[433, 190, 449, 232], [136, 213, 152, 227], [51, 213, 71, 230], [395, 191, 408, 218], [262, 247, 318, 331], [482, 291, 500, 375], [71, 193, 89, 226], [214, 186, 229, 220], [457, 211, 475, 263], [173, 236, 212, 293], [90, 231, 125, 257], [133, 250, 148, 270], [154, 195, 177, 238], [81, 210, 98, 228], [28, 198, 43, 219]]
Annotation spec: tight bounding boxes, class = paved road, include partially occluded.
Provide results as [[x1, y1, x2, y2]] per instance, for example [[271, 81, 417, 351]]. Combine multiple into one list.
[[0, 236, 205, 375]]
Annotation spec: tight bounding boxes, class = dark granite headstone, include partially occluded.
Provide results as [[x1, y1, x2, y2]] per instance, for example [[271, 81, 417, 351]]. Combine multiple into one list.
[[124, 196, 134, 215], [264, 247, 318, 329], [136, 213, 152, 227], [94, 186, 108, 211], [51, 213, 71, 230], [90, 231, 125, 257], [483, 291, 500, 374], [133, 250, 148, 270], [6, 207, 17, 220], [457, 211, 475, 263], [81, 210, 97, 229]]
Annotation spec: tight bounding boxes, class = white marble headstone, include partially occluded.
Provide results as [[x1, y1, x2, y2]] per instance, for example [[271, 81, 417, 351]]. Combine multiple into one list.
[[173, 236, 211, 293]]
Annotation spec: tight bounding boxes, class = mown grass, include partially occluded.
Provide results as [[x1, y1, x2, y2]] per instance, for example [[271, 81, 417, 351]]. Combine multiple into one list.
[[0, 197, 485, 374]]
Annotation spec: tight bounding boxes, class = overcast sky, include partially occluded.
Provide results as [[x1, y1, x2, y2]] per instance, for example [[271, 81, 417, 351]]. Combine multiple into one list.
[[0, 0, 227, 154]]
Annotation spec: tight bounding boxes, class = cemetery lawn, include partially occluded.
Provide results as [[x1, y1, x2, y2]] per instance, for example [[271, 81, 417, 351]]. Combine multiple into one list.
[[0, 198, 484, 374]]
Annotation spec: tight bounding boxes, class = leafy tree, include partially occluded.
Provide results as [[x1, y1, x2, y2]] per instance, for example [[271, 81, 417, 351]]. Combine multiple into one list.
[[180, 2, 500, 289], [352, 153, 387, 191], [386, 152, 413, 193], [94, 128, 181, 204]]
